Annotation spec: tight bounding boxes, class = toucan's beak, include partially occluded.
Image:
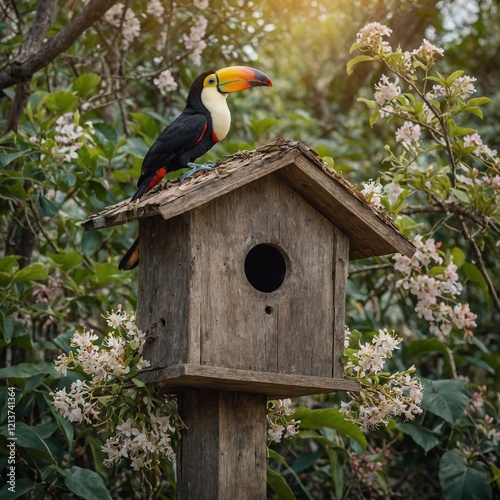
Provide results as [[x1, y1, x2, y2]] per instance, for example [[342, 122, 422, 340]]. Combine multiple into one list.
[[215, 66, 273, 94]]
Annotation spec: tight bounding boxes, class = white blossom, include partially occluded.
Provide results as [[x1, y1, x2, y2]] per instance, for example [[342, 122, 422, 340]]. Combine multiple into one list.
[[183, 15, 208, 66], [395, 121, 421, 148], [147, 0, 165, 17], [412, 39, 444, 60], [154, 69, 178, 95], [356, 22, 393, 52]]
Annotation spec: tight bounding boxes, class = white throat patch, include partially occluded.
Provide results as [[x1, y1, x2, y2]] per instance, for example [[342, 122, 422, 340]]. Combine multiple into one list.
[[201, 87, 231, 142]]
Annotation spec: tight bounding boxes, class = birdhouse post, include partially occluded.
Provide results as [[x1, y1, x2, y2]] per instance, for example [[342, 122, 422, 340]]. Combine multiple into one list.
[[83, 139, 415, 498]]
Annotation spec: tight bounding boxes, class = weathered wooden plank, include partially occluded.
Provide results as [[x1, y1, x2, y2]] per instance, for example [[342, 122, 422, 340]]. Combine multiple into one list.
[[138, 364, 360, 397], [138, 215, 199, 368], [81, 148, 301, 231], [332, 228, 350, 378], [276, 157, 416, 259], [192, 175, 280, 373], [275, 178, 335, 377], [177, 389, 267, 500]]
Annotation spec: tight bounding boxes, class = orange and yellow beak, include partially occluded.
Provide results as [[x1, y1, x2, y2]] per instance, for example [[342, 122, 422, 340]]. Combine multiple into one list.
[[215, 66, 273, 94]]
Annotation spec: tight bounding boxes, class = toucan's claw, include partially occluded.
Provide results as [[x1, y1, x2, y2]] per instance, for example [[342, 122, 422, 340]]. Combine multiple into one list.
[[127, 198, 140, 213], [179, 161, 215, 182]]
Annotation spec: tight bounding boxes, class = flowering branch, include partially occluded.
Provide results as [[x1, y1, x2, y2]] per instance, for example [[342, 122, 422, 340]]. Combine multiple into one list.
[[51, 306, 181, 472], [341, 328, 424, 431], [350, 22, 500, 315]]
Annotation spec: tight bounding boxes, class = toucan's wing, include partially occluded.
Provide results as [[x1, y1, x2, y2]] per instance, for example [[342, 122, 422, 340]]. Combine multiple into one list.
[[134, 112, 209, 196]]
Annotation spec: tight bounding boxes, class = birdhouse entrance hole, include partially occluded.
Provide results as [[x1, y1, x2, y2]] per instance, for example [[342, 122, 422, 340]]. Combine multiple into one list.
[[244, 243, 287, 293]]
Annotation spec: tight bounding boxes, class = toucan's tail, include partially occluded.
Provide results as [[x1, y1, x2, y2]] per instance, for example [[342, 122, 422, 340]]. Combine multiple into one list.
[[119, 237, 140, 270]]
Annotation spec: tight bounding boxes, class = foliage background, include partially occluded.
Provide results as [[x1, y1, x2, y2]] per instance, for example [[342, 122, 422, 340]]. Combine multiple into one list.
[[0, 0, 498, 498]]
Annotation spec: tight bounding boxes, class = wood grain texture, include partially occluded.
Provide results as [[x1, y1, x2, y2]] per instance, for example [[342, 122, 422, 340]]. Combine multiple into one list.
[[138, 214, 197, 368], [276, 157, 416, 259], [138, 364, 360, 397], [190, 174, 336, 377], [332, 228, 350, 378], [177, 389, 267, 500]]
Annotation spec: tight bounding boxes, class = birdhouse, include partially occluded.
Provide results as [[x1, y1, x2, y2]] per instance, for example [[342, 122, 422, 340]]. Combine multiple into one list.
[[83, 139, 415, 397]]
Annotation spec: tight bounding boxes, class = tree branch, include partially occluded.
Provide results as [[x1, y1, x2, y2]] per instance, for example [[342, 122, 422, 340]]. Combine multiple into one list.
[[456, 213, 500, 313], [0, 0, 117, 91], [4, 0, 57, 132]]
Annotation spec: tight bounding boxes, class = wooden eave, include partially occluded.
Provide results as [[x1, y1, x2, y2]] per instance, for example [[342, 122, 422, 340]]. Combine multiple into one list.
[[82, 139, 415, 260]]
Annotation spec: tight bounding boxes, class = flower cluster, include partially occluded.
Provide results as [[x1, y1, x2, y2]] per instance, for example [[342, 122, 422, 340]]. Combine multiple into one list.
[[411, 39, 444, 61], [266, 398, 300, 442], [183, 15, 208, 66], [374, 75, 401, 109], [146, 0, 165, 18], [361, 179, 384, 209], [30, 112, 95, 164], [355, 22, 392, 53], [341, 328, 424, 431], [463, 133, 498, 161], [153, 69, 178, 95], [394, 236, 477, 339], [52, 306, 180, 470], [105, 3, 141, 49], [395, 121, 421, 150], [102, 410, 176, 471], [431, 75, 477, 101]]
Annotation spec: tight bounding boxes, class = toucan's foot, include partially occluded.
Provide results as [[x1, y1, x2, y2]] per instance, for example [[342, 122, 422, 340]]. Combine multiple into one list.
[[179, 161, 215, 183], [127, 198, 140, 213]]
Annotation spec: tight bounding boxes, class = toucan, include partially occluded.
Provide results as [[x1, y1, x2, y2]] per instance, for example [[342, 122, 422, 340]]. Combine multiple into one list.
[[118, 66, 273, 270]]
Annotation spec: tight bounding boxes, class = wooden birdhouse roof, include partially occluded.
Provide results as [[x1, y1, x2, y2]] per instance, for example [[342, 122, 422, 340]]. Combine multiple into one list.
[[82, 139, 415, 260]]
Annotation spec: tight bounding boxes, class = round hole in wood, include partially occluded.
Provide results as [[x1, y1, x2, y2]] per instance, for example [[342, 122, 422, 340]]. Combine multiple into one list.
[[265, 306, 273, 314], [244, 244, 287, 293]]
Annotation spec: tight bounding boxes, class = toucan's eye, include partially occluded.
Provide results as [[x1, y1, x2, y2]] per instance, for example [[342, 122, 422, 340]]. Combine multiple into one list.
[[208, 77, 216, 85]]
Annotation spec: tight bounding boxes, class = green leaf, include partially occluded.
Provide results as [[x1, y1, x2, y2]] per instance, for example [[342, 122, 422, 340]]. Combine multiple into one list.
[[0, 312, 14, 343], [45, 91, 78, 114], [130, 112, 161, 143], [293, 407, 366, 450], [406, 338, 449, 358], [451, 247, 466, 268], [0, 255, 21, 273], [346, 55, 374, 75], [463, 262, 491, 306], [464, 106, 483, 119], [267, 468, 296, 500], [369, 108, 381, 127], [5, 422, 55, 462], [292, 451, 321, 472], [466, 97, 492, 107], [131, 377, 145, 388], [450, 188, 471, 205], [445, 70, 465, 85], [49, 252, 83, 272], [36, 194, 59, 217], [14, 264, 48, 283], [421, 379, 469, 424], [396, 422, 440, 453], [0, 361, 56, 379], [64, 466, 112, 500], [439, 449, 492, 500], [0, 149, 31, 169], [0, 477, 35, 500], [72, 73, 102, 97]]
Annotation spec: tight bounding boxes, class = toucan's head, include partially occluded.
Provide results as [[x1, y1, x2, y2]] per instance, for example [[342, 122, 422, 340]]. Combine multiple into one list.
[[187, 66, 272, 104], [186, 66, 272, 142], [206, 66, 273, 94]]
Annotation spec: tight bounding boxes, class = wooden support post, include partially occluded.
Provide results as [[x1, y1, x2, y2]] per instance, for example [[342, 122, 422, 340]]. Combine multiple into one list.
[[177, 389, 267, 499]]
